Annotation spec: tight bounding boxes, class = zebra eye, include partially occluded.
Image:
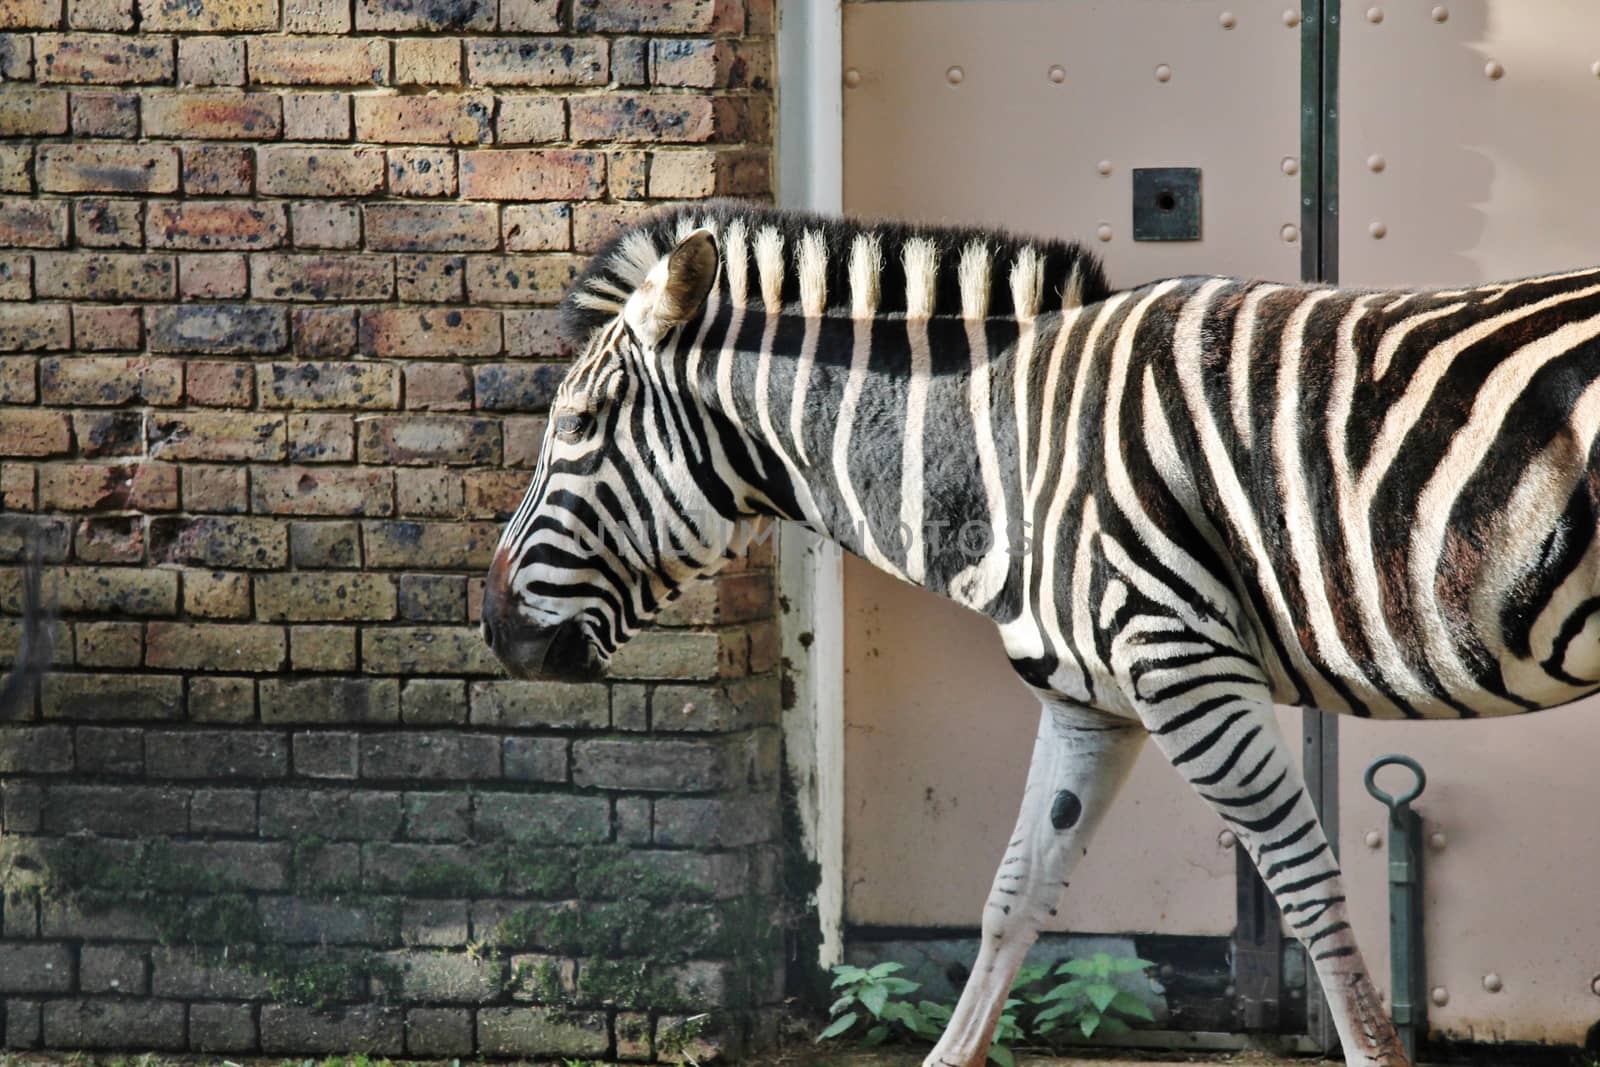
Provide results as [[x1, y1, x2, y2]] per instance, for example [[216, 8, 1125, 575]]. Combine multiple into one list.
[[554, 412, 594, 441]]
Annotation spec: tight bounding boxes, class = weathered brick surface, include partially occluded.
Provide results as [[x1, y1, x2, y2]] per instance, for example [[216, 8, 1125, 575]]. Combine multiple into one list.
[[1, 0, 780, 1055]]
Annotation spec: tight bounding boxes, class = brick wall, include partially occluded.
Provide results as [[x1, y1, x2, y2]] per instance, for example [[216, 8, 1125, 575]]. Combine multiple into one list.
[[0, 0, 784, 1057]]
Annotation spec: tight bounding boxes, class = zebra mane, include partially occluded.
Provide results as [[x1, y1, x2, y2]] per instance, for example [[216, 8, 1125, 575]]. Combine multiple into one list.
[[559, 199, 1112, 347]]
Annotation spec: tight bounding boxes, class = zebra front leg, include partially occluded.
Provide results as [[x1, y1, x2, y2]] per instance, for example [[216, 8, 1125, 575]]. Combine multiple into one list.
[[924, 700, 1144, 1067], [1134, 686, 1408, 1067]]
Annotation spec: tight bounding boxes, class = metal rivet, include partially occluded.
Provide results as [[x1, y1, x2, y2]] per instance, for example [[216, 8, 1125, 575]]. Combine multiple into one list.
[[1366, 6, 1383, 23], [1429, 830, 1447, 851], [1591, 975, 1600, 997], [1217, 830, 1238, 849], [1223, 984, 1237, 998], [1431, 5, 1449, 21], [1096, 223, 1113, 242], [1283, 9, 1301, 27], [1369, 221, 1387, 239], [1159, 964, 1175, 979], [1096, 160, 1113, 176], [1364, 830, 1382, 849], [1485, 60, 1504, 80], [1049, 64, 1066, 83], [1280, 223, 1299, 244], [843, 68, 862, 89], [1281, 156, 1299, 176], [1367, 153, 1386, 173], [1220, 11, 1236, 29], [946, 65, 965, 85], [1155, 63, 1173, 83], [1432, 986, 1450, 1006], [1483, 973, 1503, 993]]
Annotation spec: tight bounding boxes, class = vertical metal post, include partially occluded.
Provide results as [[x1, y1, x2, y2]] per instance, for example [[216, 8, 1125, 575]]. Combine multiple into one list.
[[1365, 756, 1429, 1063]]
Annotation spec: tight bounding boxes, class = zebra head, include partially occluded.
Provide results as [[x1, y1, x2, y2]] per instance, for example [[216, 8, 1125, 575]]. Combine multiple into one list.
[[482, 222, 749, 681]]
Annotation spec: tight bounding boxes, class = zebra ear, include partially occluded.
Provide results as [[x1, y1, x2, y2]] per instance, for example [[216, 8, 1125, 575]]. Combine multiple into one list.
[[657, 229, 719, 325]]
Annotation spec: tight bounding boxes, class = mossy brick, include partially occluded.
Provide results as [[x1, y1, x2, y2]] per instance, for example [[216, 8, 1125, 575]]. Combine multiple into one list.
[[145, 621, 286, 671], [260, 676, 399, 723], [177, 36, 245, 87], [35, 34, 173, 84], [295, 838, 359, 889], [153, 840, 290, 890], [182, 144, 252, 195], [190, 787, 257, 834], [396, 469, 466, 517], [292, 307, 357, 356], [288, 520, 359, 567], [361, 842, 499, 894], [608, 628, 743, 681], [2, 880, 41, 929], [403, 361, 472, 408], [41, 359, 183, 408], [290, 200, 361, 248], [459, 149, 603, 200], [359, 730, 500, 778], [146, 201, 286, 250], [261, 361, 400, 409], [143, 91, 282, 139], [70, 88, 141, 138], [255, 571, 398, 621], [146, 729, 287, 778], [647, 677, 779, 733], [291, 730, 357, 779], [363, 624, 499, 674], [139, 0, 278, 31], [469, 680, 607, 729], [2, 410, 71, 457], [283, 0, 347, 32], [654, 794, 777, 848], [148, 515, 288, 569], [251, 466, 393, 516], [502, 203, 570, 251], [39, 784, 187, 833], [395, 38, 460, 85], [74, 620, 143, 667], [616, 1011, 651, 1060], [616, 795, 649, 844], [356, 415, 501, 466], [42, 999, 185, 1050], [247, 37, 388, 85], [569, 94, 716, 144], [289, 413, 356, 462], [0, 199, 68, 247], [151, 947, 272, 998], [474, 792, 608, 845], [387, 149, 458, 199], [186, 361, 256, 407], [183, 569, 252, 619], [365, 202, 498, 252], [147, 411, 286, 462], [465, 253, 581, 303], [354, 94, 492, 145], [0, 306, 71, 352], [401, 678, 467, 724], [148, 295, 286, 350], [504, 308, 567, 357], [401, 900, 468, 946], [573, 201, 653, 253], [187, 675, 255, 722], [73, 197, 144, 245], [396, 573, 465, 621], [0, 727, 69, 776], [380, 949, 502, 1002], [190, 1002, 257, 1052], [257, 146, 385, 197], [573, 737, 744, 792], [0, 88, 68, 136], [466, 37, 607, 86], [181, 464, 252, 512], [76, 725, 144, 774], [478, 1007, 607, 1058], [612, 683, 647, 730], [403, 790, 469, 840], [80, 945, 147, 995], [358, 307, 500, 358], [289, 624, 358, 671], [259, 896, 393, 944], [473, 362, 563, 411], [251, 253, 394, 301], [34, 252, 174, 301], [405, 1007, 474, 1056], [354, 0, 493, 31], [282, 92, 352, 140]]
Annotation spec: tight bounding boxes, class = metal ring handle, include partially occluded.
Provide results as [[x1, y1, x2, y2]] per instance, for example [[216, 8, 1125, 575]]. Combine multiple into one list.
[[1364, 754, 1427, 812]]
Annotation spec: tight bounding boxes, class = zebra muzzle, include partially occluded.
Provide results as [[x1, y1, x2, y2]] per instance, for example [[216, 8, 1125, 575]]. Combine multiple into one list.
[[483, 614, 604, 683]]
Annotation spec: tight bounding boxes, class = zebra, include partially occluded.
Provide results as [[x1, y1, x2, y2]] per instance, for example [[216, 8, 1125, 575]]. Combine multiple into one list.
[[481, 199, 1600, 1067]]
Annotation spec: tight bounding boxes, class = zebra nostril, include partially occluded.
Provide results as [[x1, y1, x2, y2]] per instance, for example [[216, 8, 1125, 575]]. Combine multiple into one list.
[[481, 620, 496, 650]]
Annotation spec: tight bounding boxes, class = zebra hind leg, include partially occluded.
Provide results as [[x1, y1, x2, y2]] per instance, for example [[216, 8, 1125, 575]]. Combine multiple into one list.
[[1134, 682, 1409, 1067], [923, 699, 1145, 1067]]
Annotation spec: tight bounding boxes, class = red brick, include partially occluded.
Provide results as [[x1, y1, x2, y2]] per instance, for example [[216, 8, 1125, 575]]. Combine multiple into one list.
[[502, 414, 547, 466], [76, 620, 145, 664], [147, 304, 286, 353], [287, 412, 354, 461], [186, 360, 254, 406], [149, 411, 286, 461], [395, 468, 462, 516], [502, 203, 570, 251], [281, 91, 350, 140], [386, 148, 456, 198], [177, 36, 245, 86], [463, 469, 527, 518], [503, 308, 566, 357], [251, 254, 394, 301], [139, 0, 279, 31], [358, 415, 500, 466], [494, 96, 564, 144], [396, 254, 464, 302], [41, 356, 182, 406], [354, 94, 492, 145], [0, 0, 62, 29], [647, 149, 714, 198], [72, 305, 141, 350], [147, 622, 284, 672], [466, 38, 607, 86], [0, 89, 68, 136], [0, 200, 68, 248], [248, 37, 387, 85], [74, 410, 145, 454], [178, 252, 249, 299], [1, 410, 73, 457], [144, 91, 282, 139], [182, 464, 249, 511], [570, 94, 714, 143], [651, 39, 770, 89], [252, 466, 392, 516], [364, 203, 498, 252], [257, 146, 384, 197], [291, 307, 356, 356], [182, 144, 253, 195], [395, 38, 460, 85], [459, 150, 603, 200], [147, 200, 285, 250], [0, 145, 31, 192], [0, 255, 31, 300], [404, 363, 471, 410], [69, 90, 139, 137], [571, 0, 740, 33], [355, 0, 493, 31], [359, 307, 500, 358], [35, 252, 175, 301], [38, 144, 179, 194], [498, 0, 556, 31], [465, 254, 579, 304], [38, 461, 178, 511], [185, 569, 251, 617], [35, 34, 173, 84], [1, 464, 37, 510], [573, 200, 652, 253], [74, 516, 144, 563], [0, 305, 70, 352], [283, 0, 347, 32], [259, 361, 399, 409]]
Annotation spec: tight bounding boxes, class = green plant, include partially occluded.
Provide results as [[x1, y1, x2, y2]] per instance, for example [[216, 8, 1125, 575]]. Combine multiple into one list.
[[816, 962, 1017, 1066], [1023, 951, 1156, 1039]]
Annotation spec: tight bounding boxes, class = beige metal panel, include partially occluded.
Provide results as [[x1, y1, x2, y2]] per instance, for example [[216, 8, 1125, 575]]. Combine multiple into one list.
[[1340, 1, 1600, 1043], [841, 1, 1302, 931]]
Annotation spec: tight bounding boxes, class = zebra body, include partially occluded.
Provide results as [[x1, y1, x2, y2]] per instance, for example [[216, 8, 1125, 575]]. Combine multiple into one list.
[[484, 202, 1600, 1067]]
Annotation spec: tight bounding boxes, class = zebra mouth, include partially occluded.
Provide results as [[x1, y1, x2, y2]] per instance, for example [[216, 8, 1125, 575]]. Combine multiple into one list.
[[489, 617, 605, 683]]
